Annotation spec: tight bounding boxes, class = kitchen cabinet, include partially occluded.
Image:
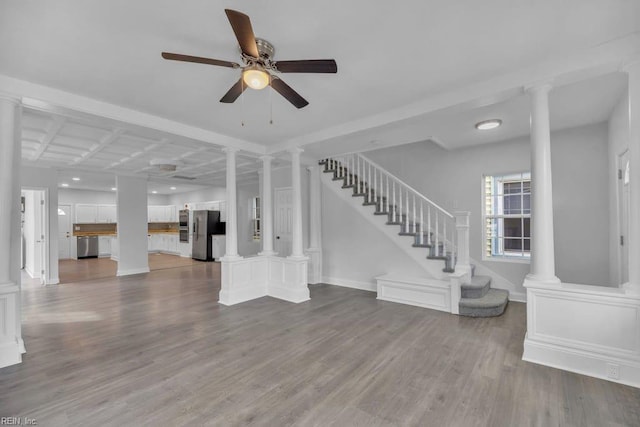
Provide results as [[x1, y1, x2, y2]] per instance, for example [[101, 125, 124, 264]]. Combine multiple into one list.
[[98, 236, 112, 256], [110, 237, 119, 261], [148, 233, 179, 254], [75, 204, 98, 223], [148, 205, 178, 222], [211, 235, 226, 260], [97, 204, 117, 223]]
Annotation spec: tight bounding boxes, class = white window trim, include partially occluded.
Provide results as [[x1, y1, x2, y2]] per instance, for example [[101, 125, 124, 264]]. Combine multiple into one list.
[[481, 172, 531, 264]]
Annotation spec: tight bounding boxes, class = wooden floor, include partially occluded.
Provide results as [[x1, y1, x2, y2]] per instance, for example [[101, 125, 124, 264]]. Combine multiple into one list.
[[58, 253, 202, 284], [2, 264, 640, 426]]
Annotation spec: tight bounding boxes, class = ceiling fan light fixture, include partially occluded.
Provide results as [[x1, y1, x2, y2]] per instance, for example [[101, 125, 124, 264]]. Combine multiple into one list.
[[242, 66, 269, 90], [475, 119, 502, 131]]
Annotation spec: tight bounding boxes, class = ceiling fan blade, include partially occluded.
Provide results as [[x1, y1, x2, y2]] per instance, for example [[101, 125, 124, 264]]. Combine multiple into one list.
[[270, 77, 309, 109], [224, 9, 260, 58], [275, 59, 338, 73], [220, 79, 247, 103], [161, 52, 239, 68]]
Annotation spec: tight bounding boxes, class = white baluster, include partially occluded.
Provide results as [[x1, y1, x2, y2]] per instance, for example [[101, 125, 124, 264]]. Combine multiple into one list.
[[350, 156, 353, 186], [386, 175, 390, 214], [399, 185, 402, 225], [419, 202, 424, 245], [373, 167, 376, 206], [443, 220, 447, 257], [392, 181, 396, 222], [405, 190, 409, 233], [428, 206, 432, 245], [435, 213, 439, 257], [412, 195, 416, 234]]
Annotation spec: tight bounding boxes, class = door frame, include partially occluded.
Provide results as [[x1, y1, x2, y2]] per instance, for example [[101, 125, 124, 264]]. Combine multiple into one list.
[[22, 186, 51, 285], [617, 149, 630, 284]]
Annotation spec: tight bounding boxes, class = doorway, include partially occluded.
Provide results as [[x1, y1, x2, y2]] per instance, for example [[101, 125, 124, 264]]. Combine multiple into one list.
[[618, 149, 630, 284], [58, 204, 72, 259], [274, 187, 293, 256]]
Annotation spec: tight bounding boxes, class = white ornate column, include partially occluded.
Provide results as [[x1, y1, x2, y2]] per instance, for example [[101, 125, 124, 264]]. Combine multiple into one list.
[[525, 83, 560, 285], [306, 165, 323, 284], [222, 147, 241, 261], [625, 61, 640, 292], [0, 95, 24, 368], [258, 155, 276, 256], [289, 148, 306, 259]]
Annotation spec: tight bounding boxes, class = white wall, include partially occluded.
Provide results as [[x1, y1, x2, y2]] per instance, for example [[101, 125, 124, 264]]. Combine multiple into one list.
[[349, 122, 612, 290], [21, 166, 59, 284], [59, 188, 170, 207], [608, 93, 629, 286], [116, 176, 149, 276], [22, 191, 39, 278], [237, 183, 260, 257], [167, 186, 226, 208], [322, 183, 429, 287]]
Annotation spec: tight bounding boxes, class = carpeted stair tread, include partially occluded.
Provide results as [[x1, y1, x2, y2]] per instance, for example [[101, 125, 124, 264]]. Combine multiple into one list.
[[461, 275, 491, 298], [459, 289, 508, 317]]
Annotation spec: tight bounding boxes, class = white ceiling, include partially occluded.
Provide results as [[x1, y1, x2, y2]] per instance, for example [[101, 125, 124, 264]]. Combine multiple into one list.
[[2, 1, 638, 194]]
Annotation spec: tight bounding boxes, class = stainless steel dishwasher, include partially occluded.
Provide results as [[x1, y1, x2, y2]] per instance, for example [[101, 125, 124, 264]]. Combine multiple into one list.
[[77, 236, 99, 258]]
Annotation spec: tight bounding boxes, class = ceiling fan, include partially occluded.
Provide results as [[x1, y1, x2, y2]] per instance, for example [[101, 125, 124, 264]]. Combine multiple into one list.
[[161, 9, 337, 109]]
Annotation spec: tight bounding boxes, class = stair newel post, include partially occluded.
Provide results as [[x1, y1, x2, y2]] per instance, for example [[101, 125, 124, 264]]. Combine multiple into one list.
[[443, 219, 447, 258], [454, 211, 471, 282], [419, 202, 424, 245]]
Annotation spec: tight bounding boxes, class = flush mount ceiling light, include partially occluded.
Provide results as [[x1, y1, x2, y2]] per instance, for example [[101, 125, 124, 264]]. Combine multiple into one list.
[[111, 187, 117, 191], [475, 119, 502, 131], [170, 186, 177, 190], [151, 191, 158, 194], [61, 183, 69, 187], [242, 65, 270, 90], [72, 177, 80, 181]]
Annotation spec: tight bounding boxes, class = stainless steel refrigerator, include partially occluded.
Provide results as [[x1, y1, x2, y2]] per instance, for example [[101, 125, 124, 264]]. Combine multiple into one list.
[[192, 210, 221, 261]]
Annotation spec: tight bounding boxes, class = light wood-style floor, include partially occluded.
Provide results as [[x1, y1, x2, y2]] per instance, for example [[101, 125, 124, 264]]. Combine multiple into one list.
[[3, 263, 640, 426], [58, 253, 201, 284]]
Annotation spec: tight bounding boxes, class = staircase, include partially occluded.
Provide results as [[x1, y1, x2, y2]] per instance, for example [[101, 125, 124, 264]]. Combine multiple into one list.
[[320, 155, 508, 318]]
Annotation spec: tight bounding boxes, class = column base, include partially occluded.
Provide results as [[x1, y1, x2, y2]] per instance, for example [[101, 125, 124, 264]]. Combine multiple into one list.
[[305, 247, 323, 285], [258, 250, 278, 256], [0, 282, 22, 368], [220, 255, 244, 262], [524, 273, 561, 286], [287, 255, 309, 261]]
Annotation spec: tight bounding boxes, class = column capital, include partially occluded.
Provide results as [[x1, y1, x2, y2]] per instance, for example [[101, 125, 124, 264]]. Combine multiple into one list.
[[222, 146, 240, 154], [287, 147, 304, 155], [0, 93, 21, 106], [259, 154, 274, 162], [621, 57, 640, 73], [307, 165, 318, 172], [524, 80, 554, 95]]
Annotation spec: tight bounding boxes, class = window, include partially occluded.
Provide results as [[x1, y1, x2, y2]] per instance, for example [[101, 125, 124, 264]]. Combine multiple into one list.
[[250, 197, 261, 241], [483, 172, 531, 261]]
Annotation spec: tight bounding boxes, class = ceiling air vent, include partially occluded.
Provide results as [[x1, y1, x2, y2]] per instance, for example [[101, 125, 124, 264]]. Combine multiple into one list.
[[173, 175, 196, 180]]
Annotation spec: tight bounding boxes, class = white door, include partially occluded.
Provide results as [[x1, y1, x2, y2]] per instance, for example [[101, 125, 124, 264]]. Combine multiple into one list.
[[58, 204, 72, 259], [38, 192, 47, 285], [274, 188, 293, 256], [619, 150, 630, 284]]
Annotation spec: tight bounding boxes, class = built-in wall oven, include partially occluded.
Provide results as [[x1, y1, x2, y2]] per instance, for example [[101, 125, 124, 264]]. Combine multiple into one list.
[[179, 209, 189, 242]]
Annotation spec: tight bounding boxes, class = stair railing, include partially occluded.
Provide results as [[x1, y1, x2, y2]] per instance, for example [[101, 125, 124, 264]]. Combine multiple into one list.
[[324, 153, 458, 269]]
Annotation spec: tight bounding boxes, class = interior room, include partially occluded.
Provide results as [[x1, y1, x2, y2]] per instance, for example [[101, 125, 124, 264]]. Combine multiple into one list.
[[1, 1, 640, 425]]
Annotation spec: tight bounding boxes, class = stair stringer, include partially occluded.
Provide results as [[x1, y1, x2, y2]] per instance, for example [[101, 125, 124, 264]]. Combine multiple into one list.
[[321, 172, 450, 282]]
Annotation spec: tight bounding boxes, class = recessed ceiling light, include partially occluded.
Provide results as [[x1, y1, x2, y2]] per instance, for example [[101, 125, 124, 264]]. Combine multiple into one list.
[[170, 186, 176, 190], [72, 177, 80, 181], [111, 187, 117, 191], [61, 183, 69, 187], [152, 190, 158, 194], [475, 119, 502, 131]]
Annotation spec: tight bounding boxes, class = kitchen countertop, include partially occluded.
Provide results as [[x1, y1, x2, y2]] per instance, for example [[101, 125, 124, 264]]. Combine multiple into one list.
[[73, 230, 179, 237]]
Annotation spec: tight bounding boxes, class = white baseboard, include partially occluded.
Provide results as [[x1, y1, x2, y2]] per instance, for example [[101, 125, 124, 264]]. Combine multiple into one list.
[[523, 334, 640, 388], [116, 267, 150, 277], [508, 291, 527, 303], [45, 276, 59, 285], [322, 276, 376, 292], [268, 284, 310, 303], [0, 339, 22, 369], [219, 285, 267, 306]]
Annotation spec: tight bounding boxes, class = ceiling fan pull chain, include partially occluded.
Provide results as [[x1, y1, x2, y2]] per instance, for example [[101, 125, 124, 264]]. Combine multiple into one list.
[[269, 75, 273, 125], [241, 78, 245, 127]]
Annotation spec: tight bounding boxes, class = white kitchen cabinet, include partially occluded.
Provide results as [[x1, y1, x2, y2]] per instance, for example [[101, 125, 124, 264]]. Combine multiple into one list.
[[166, 234, 178, 254], [219, 201, 227, 222], [211, 235, 226, 260], [75, 204, 98, 223], [98, 236, 112, 256], [110, 237, 119, 261], [97, 204, 117, 223], [148, 206, 164, 222], [165, 205, 177, 222]]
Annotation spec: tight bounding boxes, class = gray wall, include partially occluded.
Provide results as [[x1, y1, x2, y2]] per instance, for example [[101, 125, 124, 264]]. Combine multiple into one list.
[[322, 122, 611, 289]]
